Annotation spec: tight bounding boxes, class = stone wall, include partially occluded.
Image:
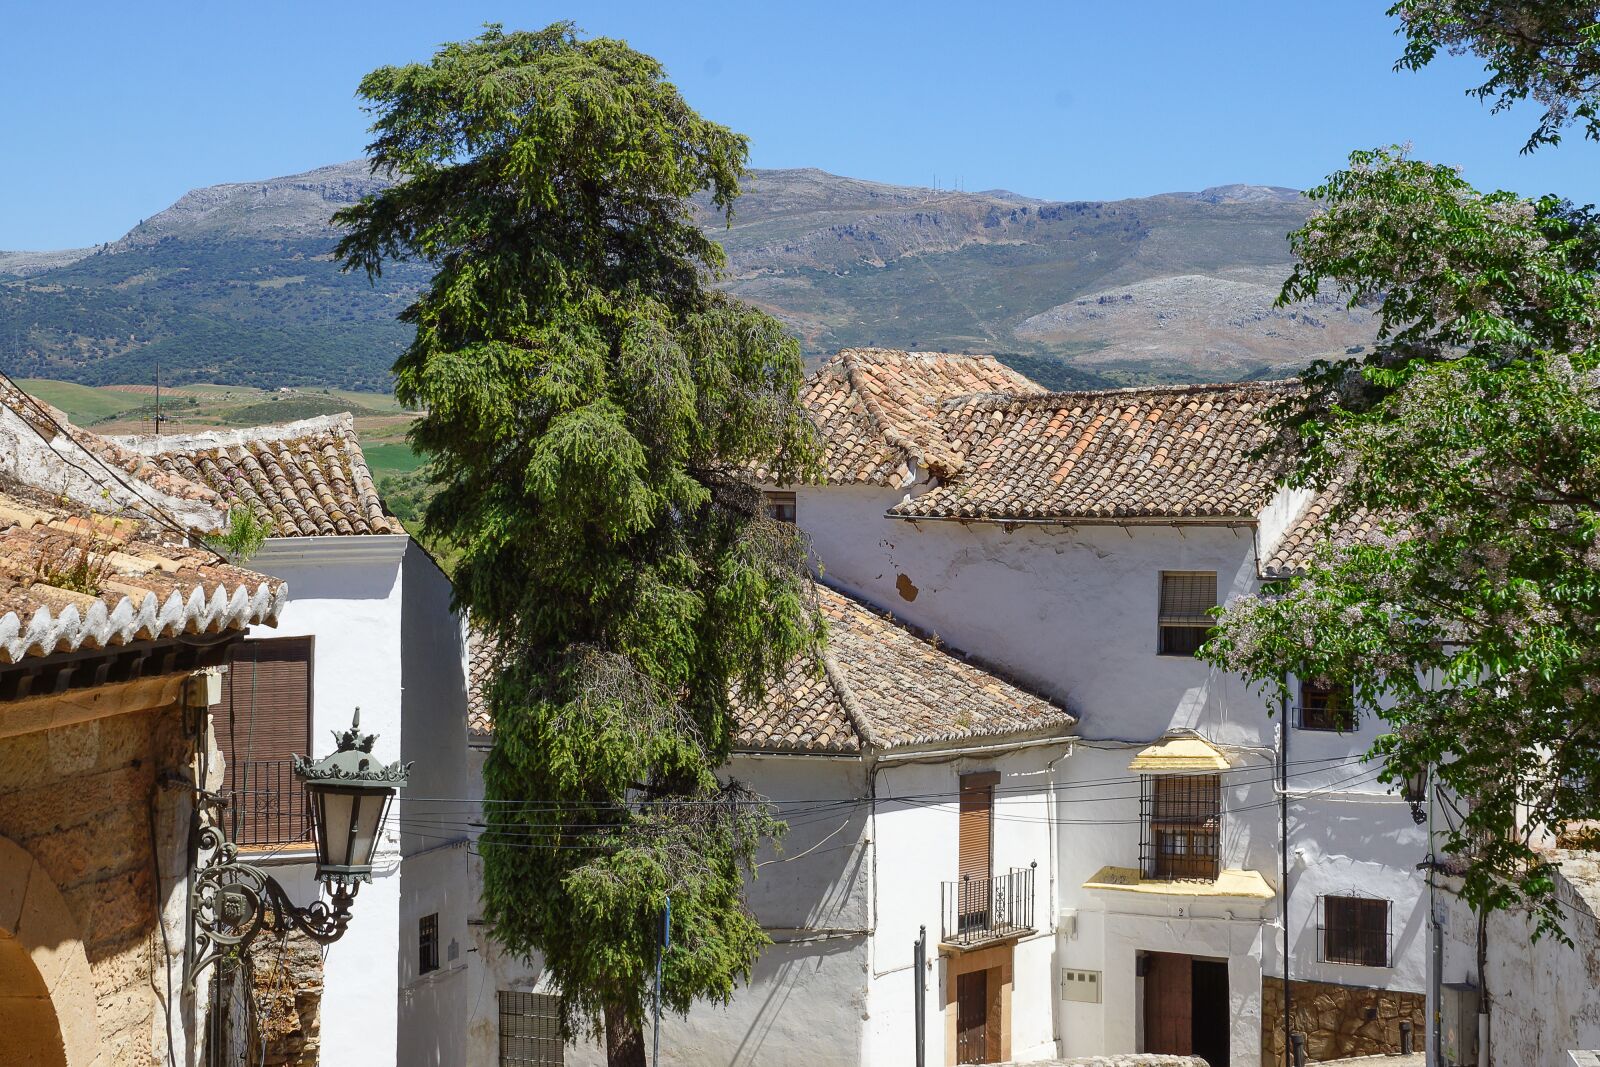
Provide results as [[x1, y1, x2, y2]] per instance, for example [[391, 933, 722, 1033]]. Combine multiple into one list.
[[1261, 977, 1424, 1065], [0, 687, 192, 1066], [249, 925, 325, 1066]]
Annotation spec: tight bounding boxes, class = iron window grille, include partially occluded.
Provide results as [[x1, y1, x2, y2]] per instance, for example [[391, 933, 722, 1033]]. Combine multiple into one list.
[[419, 913, 440, 974], [1158, 571, 1217, 656], [764, 491, 797, 524], [1319, 894, 1391, 967], [499, 990, 564, 1066], [1140, 773, 1222, 881], [1296, 680, 1358, 732]]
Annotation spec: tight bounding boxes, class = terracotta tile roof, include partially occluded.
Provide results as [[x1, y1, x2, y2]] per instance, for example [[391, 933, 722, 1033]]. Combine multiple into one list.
[[466, 631, 495, 739], [463, 585, 1073, 754], [0, 481, 285, 664], [113, 414, 403, 537], [812, 585, 1075, 749], [756, 348, 1044, 488], [889, 381, 1294, 522], [1260, 479, 1378, 577]]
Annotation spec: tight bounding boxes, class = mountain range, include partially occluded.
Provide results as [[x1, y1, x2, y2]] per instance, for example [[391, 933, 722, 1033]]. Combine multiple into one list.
[[0, 161, 1375, 392]]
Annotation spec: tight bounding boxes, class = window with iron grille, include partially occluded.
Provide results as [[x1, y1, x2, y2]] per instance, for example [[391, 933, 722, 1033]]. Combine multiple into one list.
[[1298, 680, 1357, 732], [1320, 895, 1390, 967], [1157, 572, 1217, 656], [418, 913, 439, 974], [764, 491, 796, 524], [1140, 774, 1221, 881], [499, 990, 563, 1066]]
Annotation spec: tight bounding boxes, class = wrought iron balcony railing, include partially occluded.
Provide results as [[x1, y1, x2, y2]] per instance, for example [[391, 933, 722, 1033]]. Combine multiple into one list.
[[221, 757, 314, 847], [940, 865, 1036, 948]]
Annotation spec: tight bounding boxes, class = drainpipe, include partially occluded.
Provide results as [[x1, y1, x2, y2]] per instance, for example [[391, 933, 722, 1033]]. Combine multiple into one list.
[[1279, 688, 1292, 1067], [1428, 763, 1441, 1067], [1476, 903, 1489, 1067]]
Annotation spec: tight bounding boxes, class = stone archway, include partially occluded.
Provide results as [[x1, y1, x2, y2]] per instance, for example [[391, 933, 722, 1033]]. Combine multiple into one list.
[[0, 835, 98, 1067]]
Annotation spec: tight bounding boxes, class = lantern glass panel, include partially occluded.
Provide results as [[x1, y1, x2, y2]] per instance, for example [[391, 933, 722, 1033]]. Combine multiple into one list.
[[346, 792, 390, 870], [314, 787, 359, 869]]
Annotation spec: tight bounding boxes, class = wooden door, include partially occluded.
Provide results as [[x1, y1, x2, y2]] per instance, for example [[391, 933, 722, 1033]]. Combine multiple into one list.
[[1142, 952, 1193, 1055], [958, 773, 997, 931], [955, 969, 989, 1064]]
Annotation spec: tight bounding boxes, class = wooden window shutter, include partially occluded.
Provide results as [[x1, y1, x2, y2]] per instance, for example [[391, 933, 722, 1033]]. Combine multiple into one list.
[[958, 772, 998, 882], [213, 637, 314, 845]]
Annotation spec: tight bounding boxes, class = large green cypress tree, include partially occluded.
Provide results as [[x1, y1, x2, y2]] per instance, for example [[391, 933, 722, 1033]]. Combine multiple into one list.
[[335, 24, 821, 1065]]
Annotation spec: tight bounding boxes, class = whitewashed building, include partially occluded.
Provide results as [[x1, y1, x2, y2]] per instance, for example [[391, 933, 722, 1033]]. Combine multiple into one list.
[[462, 581, 1076, 1067], [459, 349, 1432, 1067], [113, 414, 472, 1067], [777, 351, 1428, 1065]]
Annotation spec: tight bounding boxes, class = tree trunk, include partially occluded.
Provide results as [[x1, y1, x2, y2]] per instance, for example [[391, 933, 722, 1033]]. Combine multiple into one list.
[[605, 1003, 647, 1067]]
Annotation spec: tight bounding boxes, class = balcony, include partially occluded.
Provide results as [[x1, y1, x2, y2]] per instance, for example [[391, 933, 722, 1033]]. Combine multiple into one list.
[[221, 757, 314, 848], [940, 865, 1036, 949]]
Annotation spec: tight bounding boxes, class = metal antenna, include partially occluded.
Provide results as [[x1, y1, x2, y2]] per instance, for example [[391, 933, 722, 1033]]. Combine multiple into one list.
[[153, 358, 168, 436]]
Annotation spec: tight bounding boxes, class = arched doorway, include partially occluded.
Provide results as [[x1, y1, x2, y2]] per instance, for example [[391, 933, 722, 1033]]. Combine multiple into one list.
[[0, 836, 98, 1067]]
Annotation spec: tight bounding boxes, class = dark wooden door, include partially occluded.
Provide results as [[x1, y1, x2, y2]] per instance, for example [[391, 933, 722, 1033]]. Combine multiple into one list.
[[1143, 952, 1193, 1055], [955, 970, 989, 1064]]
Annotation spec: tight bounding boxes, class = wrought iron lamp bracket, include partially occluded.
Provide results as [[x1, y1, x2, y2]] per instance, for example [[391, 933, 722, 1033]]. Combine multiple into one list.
[[184, 815, 356, 994]]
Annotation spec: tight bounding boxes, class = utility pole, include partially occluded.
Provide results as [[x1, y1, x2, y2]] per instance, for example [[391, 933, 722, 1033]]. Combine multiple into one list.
[[652, 893, 671, 1067], [913, 925, 926, 1067], [153, 358, 169, 436]]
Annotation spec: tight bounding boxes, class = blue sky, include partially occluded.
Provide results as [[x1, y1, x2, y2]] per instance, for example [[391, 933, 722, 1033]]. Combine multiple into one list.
[[3, 1, 1596, 249]]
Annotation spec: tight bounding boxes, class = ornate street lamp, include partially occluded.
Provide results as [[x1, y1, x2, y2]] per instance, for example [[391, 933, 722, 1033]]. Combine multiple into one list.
[[186, 709, 409, 991], [1403, 765, 1430, 826]]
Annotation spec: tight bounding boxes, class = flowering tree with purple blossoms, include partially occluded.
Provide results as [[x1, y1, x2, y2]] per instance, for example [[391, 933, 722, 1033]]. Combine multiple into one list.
[[1390, 1, 1600, 151], [1204, 147, 1600, 934]]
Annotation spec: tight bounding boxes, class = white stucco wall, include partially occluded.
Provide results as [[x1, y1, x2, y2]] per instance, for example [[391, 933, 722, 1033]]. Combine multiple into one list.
[[791, 483, 1430, 1060], [1439, 855, 1600, 1067], [398, 543, 473, 1067], [463, 750, 874, 1067], [867, 742, 1068, 1066], [239, 534, 470, 1067]]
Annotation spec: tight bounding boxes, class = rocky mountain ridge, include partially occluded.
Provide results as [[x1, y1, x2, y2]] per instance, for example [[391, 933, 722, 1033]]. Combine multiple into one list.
[[0, 162, 1365, 390]]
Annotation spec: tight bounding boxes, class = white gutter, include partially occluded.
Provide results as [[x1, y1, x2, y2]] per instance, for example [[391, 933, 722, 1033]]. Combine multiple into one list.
[[873, 733, 1077, 763]]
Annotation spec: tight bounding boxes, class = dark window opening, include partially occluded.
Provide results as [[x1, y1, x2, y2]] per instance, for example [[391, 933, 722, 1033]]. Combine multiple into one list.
[[764, 491, 796, 524], [1298, 680, 1357, 731], [1158, 572, 1217, 656], [419, 913, 440, 974], [1321, 895, 1390, 967], [1141, 774, 1221, 881]]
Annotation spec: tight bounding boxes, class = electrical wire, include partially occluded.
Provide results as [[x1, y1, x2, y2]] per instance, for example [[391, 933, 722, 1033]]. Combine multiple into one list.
[[398, 752, 1378, 813], [0, 370, 218, 552], [392, 763, 1395, 850]]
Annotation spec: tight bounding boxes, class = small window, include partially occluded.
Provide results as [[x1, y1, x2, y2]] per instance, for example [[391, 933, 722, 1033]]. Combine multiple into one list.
[[1321, 895, 1390, 967], [1158, 572, 1217, 656], [1140, 774, 1221, 881], [500, 990, 563, 1066], [419, 913, 439, 974], [1298, 680, 1356, 732], [764, 491, 796, 524]]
